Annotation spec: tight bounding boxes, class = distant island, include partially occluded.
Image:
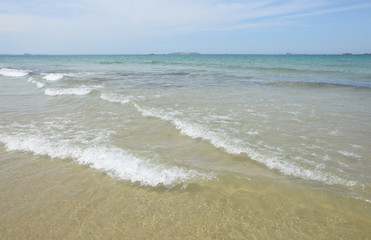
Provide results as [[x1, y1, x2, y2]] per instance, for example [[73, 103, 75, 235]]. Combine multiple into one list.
[[168, 52, 201, 55]]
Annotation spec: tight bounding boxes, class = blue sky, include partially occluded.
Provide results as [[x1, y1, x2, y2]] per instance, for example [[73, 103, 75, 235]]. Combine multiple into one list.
[[0, 0, 370, 54]]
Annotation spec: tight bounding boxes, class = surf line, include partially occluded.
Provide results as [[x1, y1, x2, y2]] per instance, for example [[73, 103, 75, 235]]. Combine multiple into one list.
[[97, 93, 357, 187], [130, 101, 357, 187]]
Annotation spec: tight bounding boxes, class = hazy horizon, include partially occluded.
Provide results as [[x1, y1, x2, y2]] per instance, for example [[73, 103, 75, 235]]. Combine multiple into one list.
[[1, 52, 370, 56]]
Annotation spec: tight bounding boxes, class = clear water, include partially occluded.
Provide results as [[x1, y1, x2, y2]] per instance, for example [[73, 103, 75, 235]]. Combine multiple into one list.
[[1, 55, 370, 239]]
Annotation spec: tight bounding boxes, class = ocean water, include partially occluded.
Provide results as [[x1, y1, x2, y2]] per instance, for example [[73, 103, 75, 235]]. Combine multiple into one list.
[[0, 54, 370, 239]]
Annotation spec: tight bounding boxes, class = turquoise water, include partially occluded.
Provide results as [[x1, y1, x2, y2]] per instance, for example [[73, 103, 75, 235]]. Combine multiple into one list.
[[1, 54, 370, 238]]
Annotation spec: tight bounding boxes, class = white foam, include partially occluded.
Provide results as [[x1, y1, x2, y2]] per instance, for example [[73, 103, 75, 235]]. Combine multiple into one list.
[[44, 87, 92, 96], [323, 155, 331, 161], [329, 130, 343, 136], [133, 104, 357, 187], [42, 73, 65, 81], [0, 132, 213, 187], [0, 68, 29, 77], [338, 151, 361, 158], [350, 144, 362, 149], [247, 131, 259, 135], [77, 147, 211, 187], [100, 93, 131, 104], [28, 77, 45, 88]]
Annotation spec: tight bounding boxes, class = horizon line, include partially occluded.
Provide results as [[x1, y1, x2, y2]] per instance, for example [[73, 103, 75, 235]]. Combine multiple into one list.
[[1, 53, 370, 56]]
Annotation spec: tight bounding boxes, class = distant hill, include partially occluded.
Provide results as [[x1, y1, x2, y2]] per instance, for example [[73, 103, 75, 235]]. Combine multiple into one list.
[[168, 52, 201, 55]]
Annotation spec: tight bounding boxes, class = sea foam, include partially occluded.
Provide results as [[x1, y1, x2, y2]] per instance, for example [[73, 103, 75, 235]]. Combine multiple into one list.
[[133, 104, 357, 187], [0, 68, 29, 77], [28, 77, 45, 88], [100, 93, 131, 104], [0, 129, 213, 187], [43, 73, 66, 81], [338, 151, 361, 158], [44, 87, 92, 96]]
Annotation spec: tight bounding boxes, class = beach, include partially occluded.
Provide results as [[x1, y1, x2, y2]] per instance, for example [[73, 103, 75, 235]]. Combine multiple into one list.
[[1, 54, 370, 239]]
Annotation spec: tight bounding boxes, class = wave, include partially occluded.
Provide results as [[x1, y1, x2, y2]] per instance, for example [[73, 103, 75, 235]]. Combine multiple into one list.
[[42, 73, 68, 81], [44, 87, 92, 96], [338, 151, 361, 158], [268, 80, 371, 89], [0, 68, 29, 77], [28, 77, 45, 88], [159, 72, 190, 76], [99, 61, 126, 65], [132, 104, 358, 187], [0, 131, 213, 187], [100, 93, 132, 104], [244, 65, 344, 76], [43, 74, 64, 81]]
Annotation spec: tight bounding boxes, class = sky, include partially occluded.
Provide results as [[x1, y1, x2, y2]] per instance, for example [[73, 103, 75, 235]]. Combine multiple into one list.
[[0, 0, 370, 54]]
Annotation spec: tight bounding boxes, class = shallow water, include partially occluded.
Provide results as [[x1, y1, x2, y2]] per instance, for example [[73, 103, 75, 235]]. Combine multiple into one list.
[[0, 55, 370, 239]]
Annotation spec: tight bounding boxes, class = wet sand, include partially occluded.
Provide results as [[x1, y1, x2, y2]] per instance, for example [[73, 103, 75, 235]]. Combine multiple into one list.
[[1, 150, 370, 239]]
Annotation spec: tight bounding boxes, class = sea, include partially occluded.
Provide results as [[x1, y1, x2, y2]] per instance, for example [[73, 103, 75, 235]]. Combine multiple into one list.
[[0, 54, 370, 239]]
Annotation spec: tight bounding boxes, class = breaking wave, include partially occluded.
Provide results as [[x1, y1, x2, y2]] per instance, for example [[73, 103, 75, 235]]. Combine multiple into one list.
[[28, 77, 45, 88], [132, 104, 358, 187], [0, 68, 29, 77], [100, 93, 132, 104], [44, 87, 92, 96], [43, 73, 67, 81], [0, 130, 213, 187]]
